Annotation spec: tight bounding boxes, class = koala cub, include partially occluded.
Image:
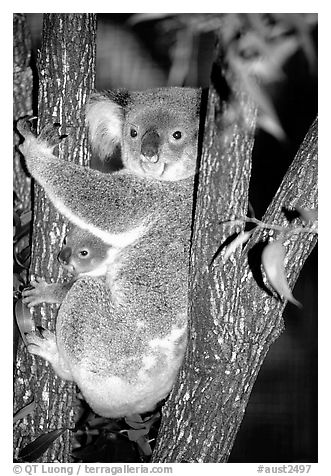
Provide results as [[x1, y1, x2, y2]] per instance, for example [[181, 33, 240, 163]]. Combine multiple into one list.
[[22, 226, 112, 307], [17, 87, 201, 418]]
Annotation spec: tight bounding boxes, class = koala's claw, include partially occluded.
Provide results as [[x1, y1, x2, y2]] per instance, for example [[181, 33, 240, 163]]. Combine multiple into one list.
[[16, 117, 37, 139], [38, 123, 67, 148], [22, 278, 48, 307], [25, 328, 58, 360], [17, 118, 68, 148]]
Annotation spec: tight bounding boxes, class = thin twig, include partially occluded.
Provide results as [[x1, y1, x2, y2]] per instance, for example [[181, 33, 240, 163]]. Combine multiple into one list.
[[228, 216, 317, 234]]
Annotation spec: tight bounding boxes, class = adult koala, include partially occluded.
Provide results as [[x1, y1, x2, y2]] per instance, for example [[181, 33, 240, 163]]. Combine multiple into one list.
[[17, 87, 202, 418]]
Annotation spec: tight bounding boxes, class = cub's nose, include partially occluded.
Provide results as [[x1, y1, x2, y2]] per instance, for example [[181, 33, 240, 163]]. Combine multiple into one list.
[[58, 247, 72, 265]]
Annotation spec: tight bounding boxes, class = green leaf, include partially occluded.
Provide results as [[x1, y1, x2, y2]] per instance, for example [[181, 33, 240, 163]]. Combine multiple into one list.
[[126, 428, 149, 442], [13, 273, 24, 292], [125, 414, 145, 429], [128, 13, 172, 25], [135, 435, 152, 456], [14, 299, 34, 345], [13, 212, 21, 237], [16, 245, 31, 269], [18, 428, 68, 462], [13, 400, 35, 423], [223, 231, 253, 262], [125, 412, 160, 431], [262, 240, 301, 307], [19, 210, 32, 227]]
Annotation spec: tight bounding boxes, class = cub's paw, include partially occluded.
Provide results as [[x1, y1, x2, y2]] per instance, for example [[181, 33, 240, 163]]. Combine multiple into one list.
[[22, 278, 51, 307], [38, 122, 68, 149], [25, 327, 58, 362]]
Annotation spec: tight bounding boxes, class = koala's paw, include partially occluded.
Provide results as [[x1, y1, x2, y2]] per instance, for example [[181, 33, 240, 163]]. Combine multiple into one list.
[[38, 122, 68, 149], [16, 116, 38, 140], [22, 278, 51, 307], [17, 118, 67, 150], [25, 327, 58, 362]]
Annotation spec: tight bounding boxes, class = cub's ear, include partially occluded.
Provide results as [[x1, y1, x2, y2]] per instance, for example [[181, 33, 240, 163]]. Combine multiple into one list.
[[86, 90, 131, 161]]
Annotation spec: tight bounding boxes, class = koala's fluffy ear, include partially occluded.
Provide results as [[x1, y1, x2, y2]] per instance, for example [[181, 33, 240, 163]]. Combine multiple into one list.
[[86, 90, 130, 161]]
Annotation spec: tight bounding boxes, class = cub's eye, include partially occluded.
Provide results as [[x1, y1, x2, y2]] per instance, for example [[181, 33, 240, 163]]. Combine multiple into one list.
[[79, 250, 89, 258], [130, 128, 138, 138], [172, 131, 182, 140]]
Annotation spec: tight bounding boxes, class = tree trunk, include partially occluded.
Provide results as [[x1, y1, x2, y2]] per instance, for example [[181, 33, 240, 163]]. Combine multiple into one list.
[[13, 13, 33, 210], [152, 42, 317, 462], [13, 13, 97, 462]]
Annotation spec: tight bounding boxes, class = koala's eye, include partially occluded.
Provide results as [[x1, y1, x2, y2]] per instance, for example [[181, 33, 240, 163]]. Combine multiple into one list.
[[79, 250, 89, 258], [172, 131, 182, 140], [130, 128, 138, 138]]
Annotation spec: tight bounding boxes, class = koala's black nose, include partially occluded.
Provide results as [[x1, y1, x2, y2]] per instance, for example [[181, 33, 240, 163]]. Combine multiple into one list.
[[58, 247, 72, 265], [141, 130, 160, 162]]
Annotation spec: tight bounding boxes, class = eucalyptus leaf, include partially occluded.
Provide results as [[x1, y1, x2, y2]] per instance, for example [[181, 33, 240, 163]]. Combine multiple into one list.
[[13, 400, 36, 423], [18, 428, 68, 462], [15, 299, 34, 345], [262, 240, 301, 307]]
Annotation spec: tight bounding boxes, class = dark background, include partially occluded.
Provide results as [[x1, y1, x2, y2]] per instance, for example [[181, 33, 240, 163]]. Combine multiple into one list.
[[25, 13, 318, 462]]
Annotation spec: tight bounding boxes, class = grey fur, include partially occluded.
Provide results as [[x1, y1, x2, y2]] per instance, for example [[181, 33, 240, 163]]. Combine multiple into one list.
[[17, 87, 200, 417]]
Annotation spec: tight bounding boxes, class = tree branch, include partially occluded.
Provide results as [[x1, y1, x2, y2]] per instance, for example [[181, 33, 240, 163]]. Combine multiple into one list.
[[153, 44, 317, 463]]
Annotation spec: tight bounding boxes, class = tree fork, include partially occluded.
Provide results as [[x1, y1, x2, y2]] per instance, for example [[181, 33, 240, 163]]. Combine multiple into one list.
[[152, 42, 317, 462]]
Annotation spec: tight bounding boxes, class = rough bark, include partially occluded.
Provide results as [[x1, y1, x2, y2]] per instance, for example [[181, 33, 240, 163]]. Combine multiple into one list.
[[13, 13, 33, 210], [13, 13, 97, 462], [152, 50, 317, 462]]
